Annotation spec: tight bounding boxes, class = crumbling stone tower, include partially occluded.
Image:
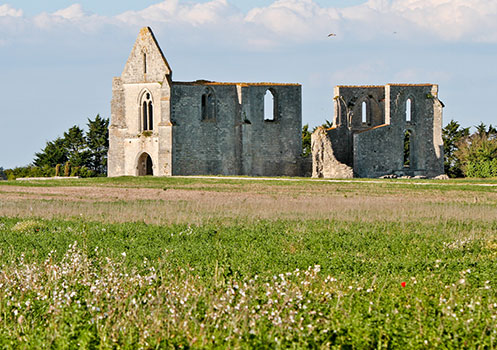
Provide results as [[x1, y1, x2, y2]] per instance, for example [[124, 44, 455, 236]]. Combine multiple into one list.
[[312, 84, 444, 178], [108, 27, 303, 177]]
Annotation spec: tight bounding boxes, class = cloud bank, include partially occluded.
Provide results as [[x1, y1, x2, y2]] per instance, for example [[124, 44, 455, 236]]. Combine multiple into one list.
[[1, 0, 497, 48], [0, 4, 22, 17]]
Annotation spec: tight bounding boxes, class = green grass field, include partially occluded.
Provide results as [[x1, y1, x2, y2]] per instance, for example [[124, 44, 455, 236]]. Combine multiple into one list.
[[0, 177, 496, 348]]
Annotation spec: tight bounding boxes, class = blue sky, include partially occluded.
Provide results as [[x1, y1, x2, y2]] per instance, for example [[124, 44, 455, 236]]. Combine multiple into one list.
[[1, 0, 497, 168]]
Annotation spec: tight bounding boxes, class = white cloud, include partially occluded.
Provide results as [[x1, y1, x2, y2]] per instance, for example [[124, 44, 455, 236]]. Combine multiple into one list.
[[350, 0, 497, 42], [116, 0, 241, 26], [0, 4, 22, 17], [53, 4, 86, 20], [32, 4, 106, 33], [1, 0, 497, 46], [243, 0, 497, 43]]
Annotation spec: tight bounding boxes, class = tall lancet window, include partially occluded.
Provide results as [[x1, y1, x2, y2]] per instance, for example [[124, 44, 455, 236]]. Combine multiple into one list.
[[406, 98, 412, 122], [141, 92, 153, 131], [201, 88, 216, 121], [143, 52, 147, 74]]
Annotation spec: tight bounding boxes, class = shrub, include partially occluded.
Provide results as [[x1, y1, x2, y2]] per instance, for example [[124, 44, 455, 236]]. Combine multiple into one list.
[[78, 166, 97, 178], [457, 132, 497, 178], [2, 165, 54, 179], [70, 166, 81, 177]]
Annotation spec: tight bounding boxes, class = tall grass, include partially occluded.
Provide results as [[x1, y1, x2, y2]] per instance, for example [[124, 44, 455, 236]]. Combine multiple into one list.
[[0, 217, 497, 347], [0, 177, 496, 347]]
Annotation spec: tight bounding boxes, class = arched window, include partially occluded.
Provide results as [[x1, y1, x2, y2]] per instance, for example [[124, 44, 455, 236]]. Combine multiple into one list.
[[141, 92, 153, 131], [406, 98, 412, 122], [264, 89, 277, 121], [361, 101, 367, 124], [201, 88, 216, 121]]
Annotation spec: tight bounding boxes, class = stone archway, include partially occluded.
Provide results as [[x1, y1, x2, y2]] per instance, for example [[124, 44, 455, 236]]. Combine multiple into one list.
[[137, 153, 153, 176]]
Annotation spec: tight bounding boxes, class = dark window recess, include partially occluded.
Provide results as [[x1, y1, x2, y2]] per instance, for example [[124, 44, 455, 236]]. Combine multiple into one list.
[[201, 90, 216, 121], [141, 92, 153, 131]]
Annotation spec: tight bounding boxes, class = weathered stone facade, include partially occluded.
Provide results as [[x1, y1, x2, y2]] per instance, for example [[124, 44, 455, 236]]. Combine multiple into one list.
[[312, 84, 444, 178], [108, 27, 302, 177]]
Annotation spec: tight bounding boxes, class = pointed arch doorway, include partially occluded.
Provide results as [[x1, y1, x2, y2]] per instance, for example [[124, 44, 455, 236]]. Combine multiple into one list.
[[137, 153, 153, 176]]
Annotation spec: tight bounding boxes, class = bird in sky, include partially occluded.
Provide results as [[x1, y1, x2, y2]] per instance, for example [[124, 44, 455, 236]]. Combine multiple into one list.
[[328, 33, 336, 37]]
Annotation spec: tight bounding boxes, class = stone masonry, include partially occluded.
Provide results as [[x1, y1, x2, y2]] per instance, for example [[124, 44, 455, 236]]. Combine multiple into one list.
[[312, 84, 444, 178], [108, 27, 302, 177]]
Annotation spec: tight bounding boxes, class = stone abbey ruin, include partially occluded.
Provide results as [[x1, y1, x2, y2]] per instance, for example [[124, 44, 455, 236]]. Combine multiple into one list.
[[312, 84, 444, 178], [108, 27, 302, 177], [108, 27, 444, 178]]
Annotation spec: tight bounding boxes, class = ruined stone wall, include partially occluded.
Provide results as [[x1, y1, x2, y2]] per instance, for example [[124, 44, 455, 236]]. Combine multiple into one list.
[[170, 83, 302, 176], [171, 83, 241, 175], [334, 86, 385, 131], [108, 77, 126, 177], [312, 127, 353, 178], [312, 84, 444, 179], [384, 84, 444, 177], [240, 84, 302, 176], [353, 125, 397, 177]]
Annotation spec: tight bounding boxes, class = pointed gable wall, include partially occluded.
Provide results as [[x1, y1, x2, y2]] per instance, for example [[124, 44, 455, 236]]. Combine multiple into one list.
[[121, 27, 172, 84], [109, 27, 174, 177]]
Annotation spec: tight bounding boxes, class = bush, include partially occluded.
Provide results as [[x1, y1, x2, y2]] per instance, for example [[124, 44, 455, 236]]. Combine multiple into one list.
[[456, 130, 497, 178], [70, 166, 80, 177], [2, 165, 55, 179], [78, 166, 96, 178], [464, 158, 497, 178]]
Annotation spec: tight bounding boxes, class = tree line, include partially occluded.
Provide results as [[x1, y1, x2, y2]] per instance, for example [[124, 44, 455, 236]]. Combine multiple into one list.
[[2, 115, 108, 180], [301, 120, 497, 178]]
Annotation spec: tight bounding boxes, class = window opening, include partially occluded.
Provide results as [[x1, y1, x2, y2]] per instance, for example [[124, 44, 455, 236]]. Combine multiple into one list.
[[141, 92, 153, 131], [361, 101, 367, 124], [264, 89, 276, 121], [143, 52, 147, 74], [404, 130, 412, 167], [201, 89, 216, 120], [406, 98, 412, 122], [142, 101, 148, 130]]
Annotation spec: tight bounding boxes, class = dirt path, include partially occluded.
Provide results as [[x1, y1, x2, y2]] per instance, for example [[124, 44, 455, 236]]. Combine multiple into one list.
[[178, 176, 497, 187]]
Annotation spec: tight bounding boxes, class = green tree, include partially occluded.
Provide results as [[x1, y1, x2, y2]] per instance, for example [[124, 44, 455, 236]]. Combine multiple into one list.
[[442, 120, 470, 178], [86, 114, 109, 174], [456, 123, 497, 178], [302, 124, 312, 157], [33, 137, 68, 168], [63, 126, 91, 168], [475, 122, 497, 139], [31, 114, 109, 177], [0, 167, 6, 180]]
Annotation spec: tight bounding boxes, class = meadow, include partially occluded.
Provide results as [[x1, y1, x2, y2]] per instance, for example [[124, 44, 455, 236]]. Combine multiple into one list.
[[0, 176, 496, 348]]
